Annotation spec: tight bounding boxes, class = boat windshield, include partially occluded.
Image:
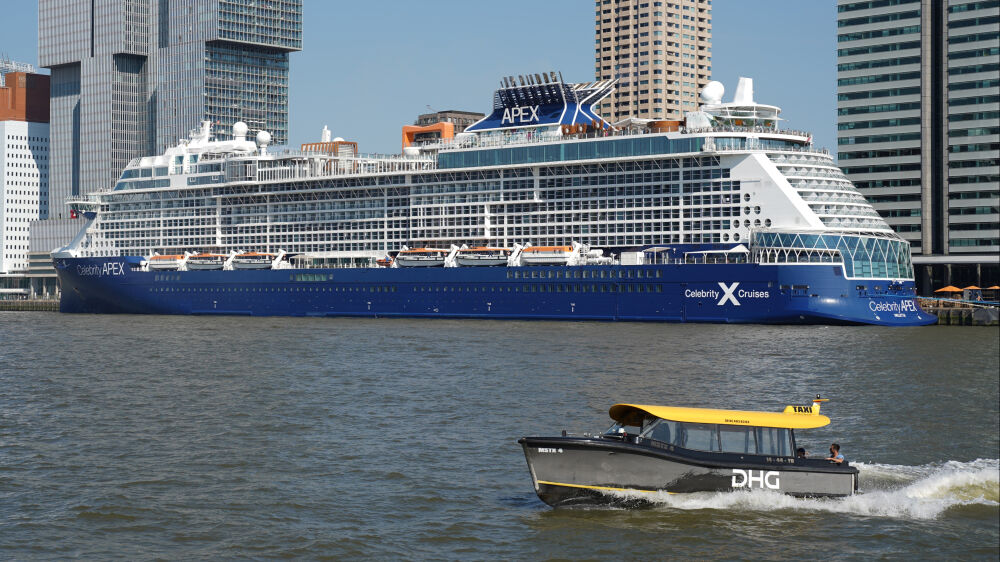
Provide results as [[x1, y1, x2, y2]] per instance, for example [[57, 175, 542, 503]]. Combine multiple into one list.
[[640, 419, 796, 456], [604, 421, 638, 435]]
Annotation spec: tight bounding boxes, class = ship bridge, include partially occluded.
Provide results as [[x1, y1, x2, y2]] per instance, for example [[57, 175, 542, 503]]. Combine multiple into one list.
[[464, 72, 615, 133]]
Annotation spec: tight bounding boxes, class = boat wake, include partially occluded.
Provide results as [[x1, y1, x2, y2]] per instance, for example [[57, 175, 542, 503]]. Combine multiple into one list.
[[608, 458, 999, 520]]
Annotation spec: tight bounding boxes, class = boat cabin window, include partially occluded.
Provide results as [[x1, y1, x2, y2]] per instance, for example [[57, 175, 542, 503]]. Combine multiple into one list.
[[639, 420, 795, 457], [756, 427, 794, 457], [719, 425, 756, 454], [642, 419, 679, 444], [681, 423, 720, 452]]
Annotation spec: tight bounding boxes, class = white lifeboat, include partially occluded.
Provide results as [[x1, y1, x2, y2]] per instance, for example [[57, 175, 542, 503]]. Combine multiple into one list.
[[520, 245, 575, 266], [455, 247, 512, 267], [147, 254, 184, 270], [395, 248, 449, 267], [232, 252, 276, 269], [187, 253, 227, 270]]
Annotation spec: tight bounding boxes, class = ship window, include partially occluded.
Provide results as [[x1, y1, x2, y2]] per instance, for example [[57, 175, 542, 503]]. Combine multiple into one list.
[[756, 427, 794, 457], [719, 426, 757, 454]]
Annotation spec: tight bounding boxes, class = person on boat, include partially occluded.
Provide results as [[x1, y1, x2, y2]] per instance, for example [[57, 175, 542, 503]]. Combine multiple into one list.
[[796, 447, 807, 458], [825, 443, 845, 464]]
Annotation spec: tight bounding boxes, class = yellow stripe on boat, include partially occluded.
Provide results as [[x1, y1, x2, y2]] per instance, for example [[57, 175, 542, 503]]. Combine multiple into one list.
[[536, 480, 671, 494], [609, 403, 831, 429]]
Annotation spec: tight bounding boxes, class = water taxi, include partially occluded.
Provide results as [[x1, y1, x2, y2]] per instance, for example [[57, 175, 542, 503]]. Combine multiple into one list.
[[518, 396, 858, 507]]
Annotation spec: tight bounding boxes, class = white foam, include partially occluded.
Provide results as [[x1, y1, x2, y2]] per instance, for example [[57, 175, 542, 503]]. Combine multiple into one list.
[[608, 458, 999, 520]]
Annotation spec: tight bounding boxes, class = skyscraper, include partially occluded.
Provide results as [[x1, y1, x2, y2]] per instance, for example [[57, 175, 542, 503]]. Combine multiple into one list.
[[836, 0, 998, 290], [1, 69, 50, 274], [38, 0, 302, 212], [595, 0, 712, 123]]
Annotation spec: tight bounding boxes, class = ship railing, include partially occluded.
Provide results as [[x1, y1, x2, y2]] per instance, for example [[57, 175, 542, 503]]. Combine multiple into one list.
[[65, 193, 102, 208], [424, 124, 820, 152], [250, 151, 435, 181]]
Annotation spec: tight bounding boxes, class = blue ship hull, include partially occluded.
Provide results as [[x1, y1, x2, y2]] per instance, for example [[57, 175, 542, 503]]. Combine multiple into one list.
[[53, 257, 935, 326]]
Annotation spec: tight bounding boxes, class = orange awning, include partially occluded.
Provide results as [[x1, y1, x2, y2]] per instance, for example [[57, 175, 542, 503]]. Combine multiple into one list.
[[986, 285, 1000, 290], [934, 285, 963, 292], [962, 285, 981, 290]]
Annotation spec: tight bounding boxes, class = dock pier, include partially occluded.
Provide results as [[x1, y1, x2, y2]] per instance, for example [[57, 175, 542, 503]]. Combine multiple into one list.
[[0, 300, 60, 312]]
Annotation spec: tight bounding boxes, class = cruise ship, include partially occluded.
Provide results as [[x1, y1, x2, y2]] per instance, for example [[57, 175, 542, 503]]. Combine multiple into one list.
[[53, 74, 935, 326]]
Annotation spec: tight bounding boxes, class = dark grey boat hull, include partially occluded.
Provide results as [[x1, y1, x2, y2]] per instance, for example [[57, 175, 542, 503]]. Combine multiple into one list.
[[519, 436, 858, 507]]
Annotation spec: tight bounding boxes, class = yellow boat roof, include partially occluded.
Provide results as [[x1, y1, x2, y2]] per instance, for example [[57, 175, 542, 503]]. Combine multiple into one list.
[[609, 402, 831, 429]]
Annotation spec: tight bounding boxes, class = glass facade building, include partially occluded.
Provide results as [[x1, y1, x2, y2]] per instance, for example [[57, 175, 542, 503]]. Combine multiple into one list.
[[836, 0, 998, 291], [38, 0, 301, 218]]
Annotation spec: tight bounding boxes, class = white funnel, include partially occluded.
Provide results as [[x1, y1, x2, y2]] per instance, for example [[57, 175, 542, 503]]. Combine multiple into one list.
[[733, 77, 754, 104]]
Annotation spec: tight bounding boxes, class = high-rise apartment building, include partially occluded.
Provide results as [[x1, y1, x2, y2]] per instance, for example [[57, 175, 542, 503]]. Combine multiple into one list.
[[595, 0, 712, 123], [836, 0, 998, 290], [38, 0, 302, 213], [1, 70, 50, 274]]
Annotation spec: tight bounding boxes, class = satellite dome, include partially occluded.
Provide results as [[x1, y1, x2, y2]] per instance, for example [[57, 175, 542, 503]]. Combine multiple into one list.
[[333, 137, 345, 143], [256, 130, 272, 145], [701, 81, 725, 104], [232, 121, 249, 138]]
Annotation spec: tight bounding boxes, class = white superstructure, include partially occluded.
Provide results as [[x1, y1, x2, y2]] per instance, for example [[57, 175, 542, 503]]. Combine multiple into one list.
[[56, 78, 913, 281]]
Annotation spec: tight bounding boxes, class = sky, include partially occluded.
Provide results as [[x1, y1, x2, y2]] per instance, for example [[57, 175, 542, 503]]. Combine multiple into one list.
[[1, 0, 836, 154]]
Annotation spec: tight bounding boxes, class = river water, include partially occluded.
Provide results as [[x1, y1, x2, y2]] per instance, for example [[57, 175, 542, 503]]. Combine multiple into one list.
[[1, 312, 997, 559]]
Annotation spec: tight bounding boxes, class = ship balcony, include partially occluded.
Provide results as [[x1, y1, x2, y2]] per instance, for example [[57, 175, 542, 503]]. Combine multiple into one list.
[[799, 192, 868, 204], [778, 168, 848, 180], [791, 179, 860, 192], [809, 204, 882, 218]]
